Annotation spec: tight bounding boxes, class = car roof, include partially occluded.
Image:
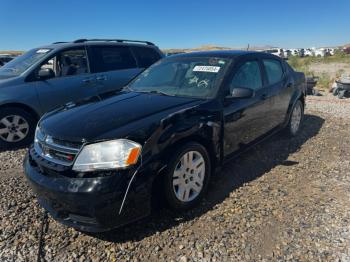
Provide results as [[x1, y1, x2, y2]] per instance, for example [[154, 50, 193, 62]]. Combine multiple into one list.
[[166, 50, 271, 59], [36, 40, 159, 51]]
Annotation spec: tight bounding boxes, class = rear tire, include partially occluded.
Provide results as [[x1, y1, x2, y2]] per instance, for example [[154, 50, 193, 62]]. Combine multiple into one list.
[[285, 100, 304, 137], [163, 142, 211, 211], [0, 107, 36, 150]]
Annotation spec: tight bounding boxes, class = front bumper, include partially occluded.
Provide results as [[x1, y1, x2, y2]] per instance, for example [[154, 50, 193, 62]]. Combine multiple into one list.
[[24, 152, 152, 232]]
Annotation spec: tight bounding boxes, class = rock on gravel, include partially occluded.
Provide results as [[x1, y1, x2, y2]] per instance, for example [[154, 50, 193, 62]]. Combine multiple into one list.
[[1, 99, 350, 261]]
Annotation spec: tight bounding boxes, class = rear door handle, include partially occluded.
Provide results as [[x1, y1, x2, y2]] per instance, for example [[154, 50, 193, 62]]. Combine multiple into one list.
[[96, 75, 107, 81]]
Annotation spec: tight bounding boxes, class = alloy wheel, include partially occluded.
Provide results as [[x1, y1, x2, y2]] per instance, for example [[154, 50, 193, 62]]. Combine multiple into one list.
[[0, 115, 29, 142], [290, 103, 302, 135], [172, 150, 205, 202]]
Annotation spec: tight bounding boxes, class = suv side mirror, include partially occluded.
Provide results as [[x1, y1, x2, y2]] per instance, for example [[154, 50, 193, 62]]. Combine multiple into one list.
[[229, 87, 255, 99], [38, 68, 55, 80]]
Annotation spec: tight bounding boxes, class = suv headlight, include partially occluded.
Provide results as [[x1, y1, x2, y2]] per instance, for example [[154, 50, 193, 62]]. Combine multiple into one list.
[[72, 139, 142, 172], [34, 125, 45, 143]]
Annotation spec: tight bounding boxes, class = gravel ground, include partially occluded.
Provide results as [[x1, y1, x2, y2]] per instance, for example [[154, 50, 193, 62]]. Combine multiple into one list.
[[307, 91, 350, 118], [1, 95, 350, 261]]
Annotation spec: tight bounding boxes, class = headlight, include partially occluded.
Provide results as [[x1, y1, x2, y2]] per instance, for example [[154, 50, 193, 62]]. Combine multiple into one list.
[[34, 125, 45, 142], [72, 139, 142, 172]]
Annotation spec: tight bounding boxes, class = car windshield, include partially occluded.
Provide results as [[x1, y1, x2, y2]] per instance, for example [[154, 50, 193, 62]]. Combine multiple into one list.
[[0, 48, 52, 77], [128, 57, 231, 98]]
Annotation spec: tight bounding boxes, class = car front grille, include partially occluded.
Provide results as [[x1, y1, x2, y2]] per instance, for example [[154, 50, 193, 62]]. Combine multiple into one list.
[[34, 131, 82, 167]]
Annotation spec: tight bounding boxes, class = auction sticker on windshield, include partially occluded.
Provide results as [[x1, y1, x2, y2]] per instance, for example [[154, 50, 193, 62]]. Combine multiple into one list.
[[36, 49, 51, 54], [193, 66, 221, 73]]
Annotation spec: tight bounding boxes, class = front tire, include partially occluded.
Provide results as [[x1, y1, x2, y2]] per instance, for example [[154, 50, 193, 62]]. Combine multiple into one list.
[[0, 107, 36, 150], [163, 142, 211, 211], [285, 100, 304, 137]]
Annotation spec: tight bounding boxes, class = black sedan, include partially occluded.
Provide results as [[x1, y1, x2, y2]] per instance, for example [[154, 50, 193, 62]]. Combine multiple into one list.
[[24, 50, 306, 232]]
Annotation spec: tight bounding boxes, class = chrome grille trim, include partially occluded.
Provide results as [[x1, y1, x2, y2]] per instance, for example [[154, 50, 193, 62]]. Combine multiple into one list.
[[34, 131, 82, 167], [45, 136, 80, 154]]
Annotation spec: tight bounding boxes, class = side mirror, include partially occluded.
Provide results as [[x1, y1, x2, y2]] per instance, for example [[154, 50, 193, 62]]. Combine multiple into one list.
[[229, 87, 255, 99], [38, 68, 55, 80]]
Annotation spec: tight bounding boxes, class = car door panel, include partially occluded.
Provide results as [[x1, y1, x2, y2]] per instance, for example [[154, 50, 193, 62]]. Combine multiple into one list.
[[35, 75, 98, 112], [262, 59, 293, 127], [87, 45, 142, 94], [95, 68, 143, 94], [223, 59, 274, 157], [268, 77, 293, 126], [223, 87, 271, 156], [34, 47, 98, 113]]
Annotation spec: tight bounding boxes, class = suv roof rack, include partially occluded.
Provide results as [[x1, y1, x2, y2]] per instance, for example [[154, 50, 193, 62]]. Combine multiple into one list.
[[73, 39, 155, 46], [52, 41, 69, 44]]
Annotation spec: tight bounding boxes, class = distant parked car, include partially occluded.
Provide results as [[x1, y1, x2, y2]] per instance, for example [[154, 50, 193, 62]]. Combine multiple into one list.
[[283, 49, 292, 58], [314, 48, 326, 57], [0, 39, 163, 149], [326, 48, 335, 56], [264, 49, 283, 57], [304, 49, 314, 57]]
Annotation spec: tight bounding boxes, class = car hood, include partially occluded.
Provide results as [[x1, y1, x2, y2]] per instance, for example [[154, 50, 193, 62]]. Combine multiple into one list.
[[40, 91, 203, 142], [0, 75, 17, 85]]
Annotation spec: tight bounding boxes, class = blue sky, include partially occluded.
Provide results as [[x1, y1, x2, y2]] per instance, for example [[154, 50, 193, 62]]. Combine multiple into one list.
[[1, 0, 349, 50]]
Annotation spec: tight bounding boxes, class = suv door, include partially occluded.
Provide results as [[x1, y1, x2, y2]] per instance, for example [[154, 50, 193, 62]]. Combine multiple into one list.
[[88, 45, 142, 94], [223, 59, 273, 156], [262, 58, 293, 127], [31, 47, 98, 112]]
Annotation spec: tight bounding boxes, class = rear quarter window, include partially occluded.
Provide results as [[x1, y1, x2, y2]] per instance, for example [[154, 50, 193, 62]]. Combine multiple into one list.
[[89, 46, 137, 73], [263, 59, 284, 85], [132, 46, 161, 68]]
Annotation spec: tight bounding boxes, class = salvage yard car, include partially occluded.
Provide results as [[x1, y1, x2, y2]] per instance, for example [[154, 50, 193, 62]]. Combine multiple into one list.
[[24, 50, 306, 232], [0, 39, 163, 148]]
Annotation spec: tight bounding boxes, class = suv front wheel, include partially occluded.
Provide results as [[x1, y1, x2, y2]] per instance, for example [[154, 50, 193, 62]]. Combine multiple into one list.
[[0, 107, 36, 149], [163, 142, 211, 211]]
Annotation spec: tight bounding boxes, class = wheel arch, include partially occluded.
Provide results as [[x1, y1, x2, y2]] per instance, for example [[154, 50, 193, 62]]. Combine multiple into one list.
[[0, 103, 40, 121], [283, 91, 305, 127], [150, 133, 219, 209]]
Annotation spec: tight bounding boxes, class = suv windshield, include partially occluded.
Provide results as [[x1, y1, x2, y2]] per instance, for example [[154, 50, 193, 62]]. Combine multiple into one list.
[[0, 48, 52, 77], [129, 57, 231, 98]]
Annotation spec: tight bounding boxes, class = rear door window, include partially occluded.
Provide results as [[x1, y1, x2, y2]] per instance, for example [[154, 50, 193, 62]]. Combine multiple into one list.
[[263, 59, 284, 85], [89, 46, 137, 73], [131, 46, 161, 68]]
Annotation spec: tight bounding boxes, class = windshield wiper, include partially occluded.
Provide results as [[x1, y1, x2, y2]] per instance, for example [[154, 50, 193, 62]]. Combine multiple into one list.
[[132, 89, 174, 97], [147, 90, 173, 96]]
